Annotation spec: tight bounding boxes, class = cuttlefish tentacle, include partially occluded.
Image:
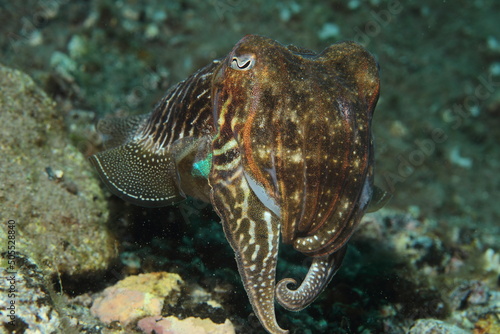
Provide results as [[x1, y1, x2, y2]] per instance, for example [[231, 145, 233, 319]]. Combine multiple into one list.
[[209, 137, 288, 334], [276, 246, 347, 311]]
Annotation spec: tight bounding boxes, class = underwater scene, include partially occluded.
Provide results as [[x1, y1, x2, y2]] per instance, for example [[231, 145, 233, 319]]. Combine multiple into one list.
[[1, 0, 499, 333]]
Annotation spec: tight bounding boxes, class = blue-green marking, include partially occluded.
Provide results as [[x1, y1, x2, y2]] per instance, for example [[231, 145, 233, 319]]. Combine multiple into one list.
[[192, 153, 213, 178]]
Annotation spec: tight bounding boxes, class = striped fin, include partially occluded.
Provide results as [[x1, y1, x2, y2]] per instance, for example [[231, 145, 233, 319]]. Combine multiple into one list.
[[89, 142, 184, 207], [97, 113, 149, 149]]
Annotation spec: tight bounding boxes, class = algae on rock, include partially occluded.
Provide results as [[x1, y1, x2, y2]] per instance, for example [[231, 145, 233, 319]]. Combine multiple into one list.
[[0, 64, 116, 276]]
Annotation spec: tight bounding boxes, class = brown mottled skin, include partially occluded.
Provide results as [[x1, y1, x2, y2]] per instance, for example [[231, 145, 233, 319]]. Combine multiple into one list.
[[90, 35, 384, 334]]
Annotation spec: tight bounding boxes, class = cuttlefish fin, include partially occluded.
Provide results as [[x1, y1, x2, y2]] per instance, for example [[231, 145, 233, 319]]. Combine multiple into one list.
[[89, 142, 184, 207], [97, 113, 149, 149], [366, 185, 392, 213]]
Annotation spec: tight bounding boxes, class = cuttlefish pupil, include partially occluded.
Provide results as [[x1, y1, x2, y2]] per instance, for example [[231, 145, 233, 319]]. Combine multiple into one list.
[[89, 34, 389, 334], [231, 54, 255, 70]]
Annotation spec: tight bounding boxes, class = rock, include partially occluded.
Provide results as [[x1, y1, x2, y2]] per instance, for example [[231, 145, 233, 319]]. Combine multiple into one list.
[[137, 316, 235, 334], [408, 319, 470, 334], [474, 313, 500, 334], [0, 64, 116, 276], [450, 281, 490, 311], [0, 255, 61, 333], [91, 272, 184, 326], [0, 254, 106, 333]]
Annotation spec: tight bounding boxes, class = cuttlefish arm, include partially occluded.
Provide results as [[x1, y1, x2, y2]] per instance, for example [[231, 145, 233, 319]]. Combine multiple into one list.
[[276, 246, 347, 311], [209, 138, 288, 334]]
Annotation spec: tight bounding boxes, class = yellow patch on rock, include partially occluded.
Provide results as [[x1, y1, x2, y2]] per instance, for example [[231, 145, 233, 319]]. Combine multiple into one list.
[[91, 272, 183, 326]]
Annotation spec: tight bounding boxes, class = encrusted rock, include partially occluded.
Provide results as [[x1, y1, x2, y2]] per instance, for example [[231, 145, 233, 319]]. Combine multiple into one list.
[[137, 316, 235, 334], [0, 64, 116, 276], [408, 319, 470, 334], [0, 254, 105, 333], [91, 272, 184, 325]]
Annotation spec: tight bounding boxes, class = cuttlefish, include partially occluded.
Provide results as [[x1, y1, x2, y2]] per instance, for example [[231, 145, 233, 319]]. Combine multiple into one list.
[[90, 34, 389, 334]]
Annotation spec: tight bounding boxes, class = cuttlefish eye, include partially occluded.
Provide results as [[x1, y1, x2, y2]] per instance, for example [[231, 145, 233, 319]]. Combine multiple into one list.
[[230, 54, 255, 70]]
